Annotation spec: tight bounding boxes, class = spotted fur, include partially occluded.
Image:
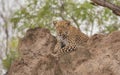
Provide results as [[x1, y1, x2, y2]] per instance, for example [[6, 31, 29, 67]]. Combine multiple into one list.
[[53, 20, 89, 56]]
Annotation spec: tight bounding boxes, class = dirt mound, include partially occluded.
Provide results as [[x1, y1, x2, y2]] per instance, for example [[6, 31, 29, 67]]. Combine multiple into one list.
[[7, 28, 120, 75]]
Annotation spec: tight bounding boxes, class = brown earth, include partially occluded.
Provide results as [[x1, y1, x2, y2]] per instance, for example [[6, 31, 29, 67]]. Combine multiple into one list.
[[7, 27, 120, 75]]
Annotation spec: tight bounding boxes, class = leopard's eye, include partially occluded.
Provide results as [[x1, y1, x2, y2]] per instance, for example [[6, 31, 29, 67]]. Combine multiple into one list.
[[60, 26, 64, 28]]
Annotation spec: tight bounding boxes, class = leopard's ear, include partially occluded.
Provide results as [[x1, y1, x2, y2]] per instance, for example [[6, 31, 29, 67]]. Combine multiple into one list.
[[66, 20, 70, 26], [53, 21, 57, 26]]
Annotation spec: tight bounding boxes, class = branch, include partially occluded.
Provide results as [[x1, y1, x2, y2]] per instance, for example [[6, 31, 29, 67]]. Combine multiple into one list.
[[91, 0, 120, 16], [59, 0, 80, 29], [70, 15, 80, 30], [59, 0, 66, 20]]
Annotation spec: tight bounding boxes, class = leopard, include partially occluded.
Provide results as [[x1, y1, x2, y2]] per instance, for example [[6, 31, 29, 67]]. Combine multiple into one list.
[[53, 20, 89, 57]]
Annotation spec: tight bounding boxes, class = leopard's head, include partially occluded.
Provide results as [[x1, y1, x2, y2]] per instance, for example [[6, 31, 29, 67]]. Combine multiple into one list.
[[53, 20, 70, 40]]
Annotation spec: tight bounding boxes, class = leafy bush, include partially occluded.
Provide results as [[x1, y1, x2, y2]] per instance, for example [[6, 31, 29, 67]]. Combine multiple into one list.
[[2, 38, 19, 70], [2, 50, 19, 70]]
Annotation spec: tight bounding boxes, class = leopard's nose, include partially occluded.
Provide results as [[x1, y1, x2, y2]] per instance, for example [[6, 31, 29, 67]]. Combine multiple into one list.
[[58, 33, 61, 36], [58, 32, 62, 36]]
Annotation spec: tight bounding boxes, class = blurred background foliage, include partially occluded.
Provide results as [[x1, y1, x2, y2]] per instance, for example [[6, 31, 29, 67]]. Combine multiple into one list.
[[2, 37, 19, 70], [10, 0, 120, 35], [0, 0, 120, 74]]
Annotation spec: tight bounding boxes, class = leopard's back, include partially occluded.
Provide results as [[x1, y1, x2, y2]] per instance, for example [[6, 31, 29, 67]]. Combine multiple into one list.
[[68, 25, 88, 46]]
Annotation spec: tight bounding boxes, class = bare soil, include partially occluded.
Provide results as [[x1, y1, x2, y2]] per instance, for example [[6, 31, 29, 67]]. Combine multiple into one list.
[[7, 27, 120, 75]]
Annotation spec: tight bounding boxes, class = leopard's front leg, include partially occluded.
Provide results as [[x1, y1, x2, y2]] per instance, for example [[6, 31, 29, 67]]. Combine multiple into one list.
[[53, 41, 65, 54], [57, 45, 77, 57]]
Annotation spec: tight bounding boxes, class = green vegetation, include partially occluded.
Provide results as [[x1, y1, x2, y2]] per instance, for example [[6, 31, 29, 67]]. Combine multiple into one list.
[[2, 38, 19, 69], [2, 50, 19, 69], [11, 0, 120, 35]]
